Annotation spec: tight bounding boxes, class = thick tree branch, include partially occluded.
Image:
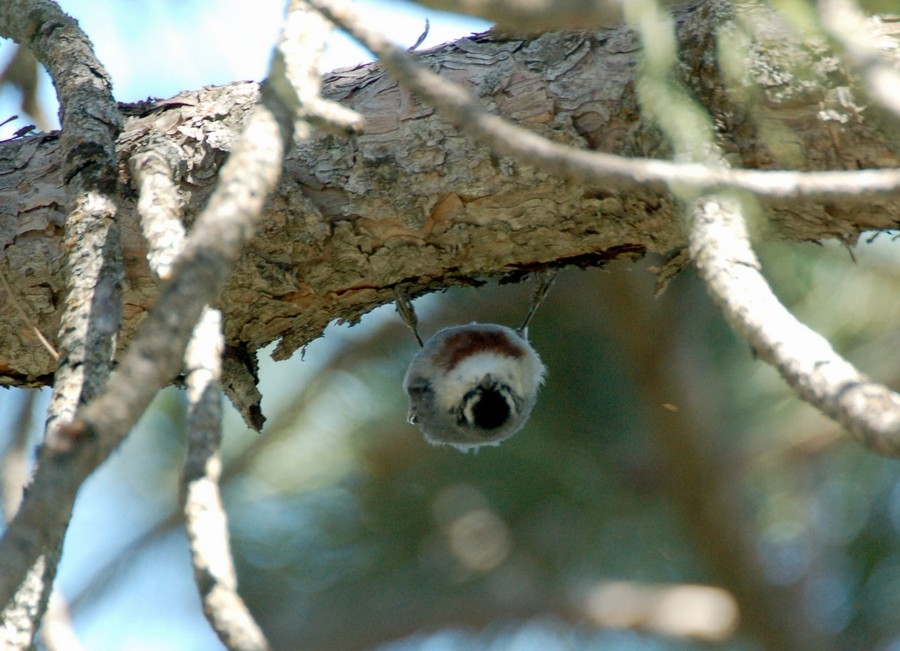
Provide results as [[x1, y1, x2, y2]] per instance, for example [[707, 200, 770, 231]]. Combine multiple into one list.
[[1, 4, 899, 385]]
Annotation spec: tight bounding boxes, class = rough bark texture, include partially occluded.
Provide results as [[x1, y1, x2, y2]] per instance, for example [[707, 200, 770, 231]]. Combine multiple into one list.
[[1, 2, 899, 387]]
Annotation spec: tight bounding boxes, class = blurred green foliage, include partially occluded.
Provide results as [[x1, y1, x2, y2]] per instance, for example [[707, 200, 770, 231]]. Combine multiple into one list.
[[25, 235, 899, 651]]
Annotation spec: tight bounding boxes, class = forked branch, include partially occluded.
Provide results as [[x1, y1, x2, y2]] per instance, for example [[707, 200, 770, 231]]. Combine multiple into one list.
[[0, 0, 357, 616], [131, 133, 269, 649]]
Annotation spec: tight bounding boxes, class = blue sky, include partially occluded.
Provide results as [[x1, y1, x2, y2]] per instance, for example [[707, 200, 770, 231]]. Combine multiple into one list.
[[1, 0, 489, 138]]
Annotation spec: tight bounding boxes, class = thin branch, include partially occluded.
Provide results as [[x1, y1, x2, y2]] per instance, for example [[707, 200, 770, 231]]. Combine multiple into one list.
[[689, 195, 900, 456], [0, 0, 124, 429], [131, 120, 269, 650], [624, 0, 900, 456], [130, 135, 187, 281], [0, 18, 298, 619], [0, 0, 124, 640], [182, 309, 269, 651], [269, 0, 364, 138], [308, 0, 900, 199], [132, 133, 266, 430], [63, 312, 409, 620]]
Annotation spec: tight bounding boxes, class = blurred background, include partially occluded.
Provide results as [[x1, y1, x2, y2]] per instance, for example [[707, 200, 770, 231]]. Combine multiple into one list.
[[3, 1, 900, 650]]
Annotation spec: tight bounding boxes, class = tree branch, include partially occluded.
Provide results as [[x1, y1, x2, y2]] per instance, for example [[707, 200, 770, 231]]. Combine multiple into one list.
[[131, 126, 270, 651], [0, 9, 304, 616], [689, 195, 900, 455], [182, 308, 269, 651], [1, 4, 898, 385], [0, 0, 124, 428], [309, 0, 900, 198], [131, 135, 187, 281], [0, 0, 124, 642], [629, 0, 900, 454], [125, 2, 355, 643]]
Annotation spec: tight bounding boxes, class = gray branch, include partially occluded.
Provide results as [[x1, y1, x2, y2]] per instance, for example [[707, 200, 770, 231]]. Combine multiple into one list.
[[182, 308, 269, 651], [0, 20, 297, 618], [309, 0, 900, 198], [689, 195, 900, 455], [132, 129, 270, 651], [0, 0, 123, 643]]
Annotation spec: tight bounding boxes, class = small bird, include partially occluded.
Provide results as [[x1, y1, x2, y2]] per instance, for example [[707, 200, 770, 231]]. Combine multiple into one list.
[[403, 323, 546, 451], [397, 272, 555, 452]]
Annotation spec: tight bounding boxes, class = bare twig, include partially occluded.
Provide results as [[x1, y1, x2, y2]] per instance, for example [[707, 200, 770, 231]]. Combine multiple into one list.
[[0, 11, 301, 618], [131, 114, 269, 651], [0, 0, 123, 640], [308, 0, 900, 199], [182, 309, 269, 651], [269, 0, 364, 138]]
